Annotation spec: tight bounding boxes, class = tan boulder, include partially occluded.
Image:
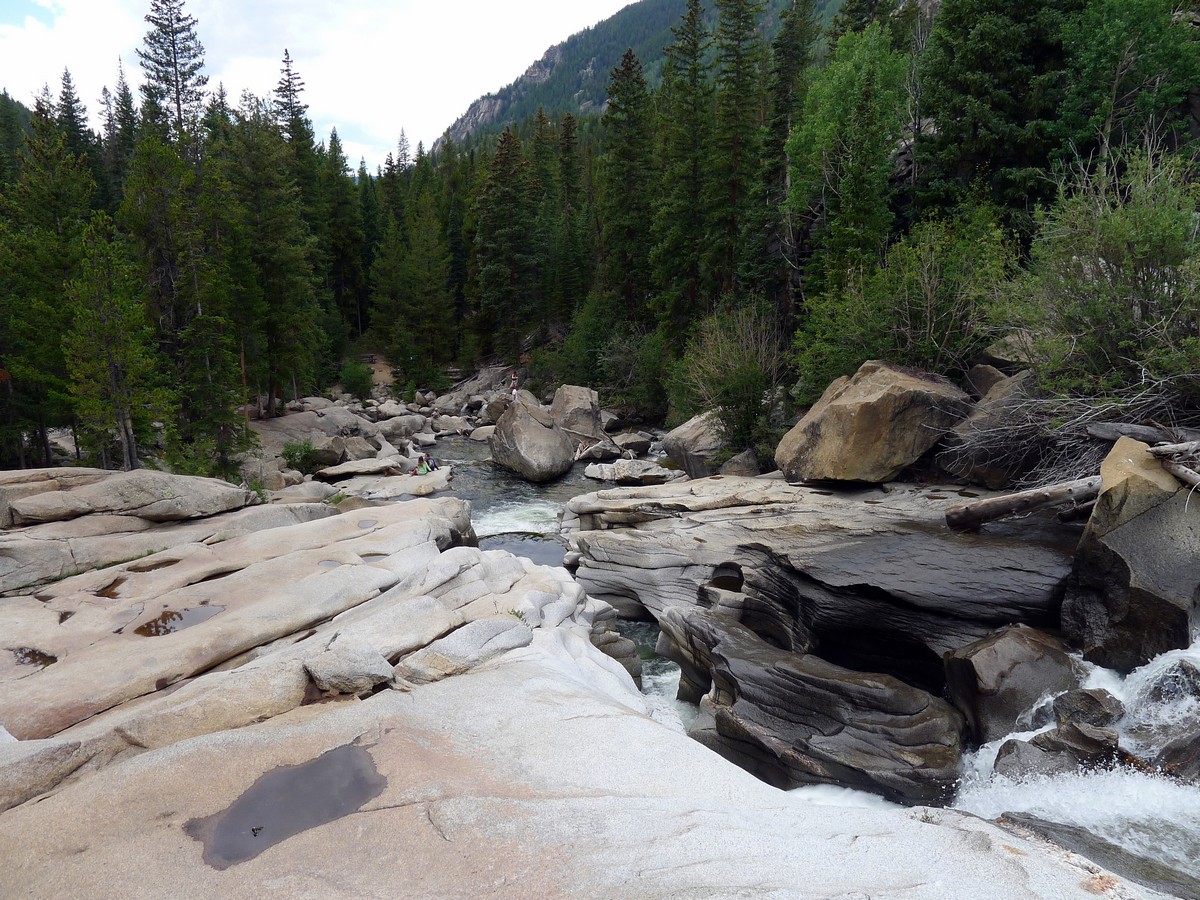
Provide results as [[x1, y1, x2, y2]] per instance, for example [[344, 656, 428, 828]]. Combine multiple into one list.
[[550, 385, 603, 448], [776, 361, 971, 483], [662, 412, 725, 479]]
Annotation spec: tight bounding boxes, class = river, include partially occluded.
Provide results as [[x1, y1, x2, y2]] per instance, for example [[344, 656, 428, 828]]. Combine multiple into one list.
[[437, 435, 1200, 885]]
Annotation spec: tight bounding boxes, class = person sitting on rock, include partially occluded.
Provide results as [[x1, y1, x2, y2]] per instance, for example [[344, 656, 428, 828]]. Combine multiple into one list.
[[413, 455, 431, 476]]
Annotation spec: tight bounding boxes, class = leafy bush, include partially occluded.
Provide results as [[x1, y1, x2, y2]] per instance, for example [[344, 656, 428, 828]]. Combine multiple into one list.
[[281, 438, 317, 474], [669, 299, 788, 453], [339, 360, 374, 402], [1003, 149, 1200, 407], [793, 204, 1012, 403]]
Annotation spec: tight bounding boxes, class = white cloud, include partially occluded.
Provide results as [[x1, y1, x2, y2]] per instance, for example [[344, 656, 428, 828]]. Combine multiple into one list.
[[0, 0, 632, 169]]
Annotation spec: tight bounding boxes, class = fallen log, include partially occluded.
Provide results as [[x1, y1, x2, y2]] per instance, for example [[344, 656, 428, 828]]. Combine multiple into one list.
[[946, 476, 1102, 531]]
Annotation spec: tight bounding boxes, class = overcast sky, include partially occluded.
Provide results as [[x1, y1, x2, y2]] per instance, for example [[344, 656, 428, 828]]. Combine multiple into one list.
[[0, 0, 633, 169]]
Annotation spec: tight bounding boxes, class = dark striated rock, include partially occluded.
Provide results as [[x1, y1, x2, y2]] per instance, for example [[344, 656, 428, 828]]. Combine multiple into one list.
[[660, 607, 965, 804], [993, 739, 1079, 779], [1144, 659, 1200, 705], [1062, 438, 1198, 673], [1053, 688, 1124, 730], [1031, 722, 1120, 766], [567, 478, 1076, 695], [1155, 731, 1200, 783], [945, 626, 1083, 744]]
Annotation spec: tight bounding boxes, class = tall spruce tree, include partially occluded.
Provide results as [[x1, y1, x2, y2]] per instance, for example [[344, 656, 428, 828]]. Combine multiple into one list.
[[64, 213, 167, 470], [708, 0, 767, 299], [651, 0, 713, 342], [0, 96, 95, 466], [919, 0, 1082, 235], [322, 128, 366, 335], [599, 49, 655, 324], [473, 127, 537, 359], [741, 0, 818, 330], [137, 0, 208, 143]]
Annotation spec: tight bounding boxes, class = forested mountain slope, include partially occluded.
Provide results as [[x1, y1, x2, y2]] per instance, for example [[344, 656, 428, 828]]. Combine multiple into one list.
[[441, 0, 842, 146]]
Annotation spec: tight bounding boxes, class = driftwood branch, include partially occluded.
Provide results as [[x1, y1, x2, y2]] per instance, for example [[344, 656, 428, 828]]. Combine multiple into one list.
[[1163, 461, 1200, 489], [1147, 441, 1200, 459], [946, 476, 1102, 531]]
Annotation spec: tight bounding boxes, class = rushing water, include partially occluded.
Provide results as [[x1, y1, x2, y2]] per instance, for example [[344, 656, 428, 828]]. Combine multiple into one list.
[[440, 436, 1200, 881], [953, 639, 1200, 880]]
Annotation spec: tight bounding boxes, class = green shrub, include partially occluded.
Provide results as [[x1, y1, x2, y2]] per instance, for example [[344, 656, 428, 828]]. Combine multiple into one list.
[[670, 299, 788, 451], [339, 360, 374, 402], [1004, 150, 1200, 407], [281, 438, 317, 474], [793, 204, 1012, 403]]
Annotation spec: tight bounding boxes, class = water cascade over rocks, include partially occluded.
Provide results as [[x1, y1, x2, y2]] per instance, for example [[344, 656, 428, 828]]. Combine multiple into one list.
[[0, 369, 1187, 897]]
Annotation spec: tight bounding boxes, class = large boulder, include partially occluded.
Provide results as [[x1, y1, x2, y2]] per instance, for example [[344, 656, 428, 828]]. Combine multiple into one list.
[[662, 412, 725, 479], [566, 477, 1075, 692], [1062, 438, 1199, 672], [489, 399, 575, 483], [776, 361, 972, 483], [549, 385, 604, 449], [8, 469, 255, 526], [660, 607, 966, 804], [945, 625, 1083, 744], [937, 370, 1037, 489]]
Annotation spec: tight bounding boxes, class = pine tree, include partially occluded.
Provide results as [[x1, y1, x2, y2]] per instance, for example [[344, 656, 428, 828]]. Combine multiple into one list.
[[100, 61, 140, 204], [64, 213, 168, 470], [397, 188, 453, 377], [708, 0, 767, 298], [137, 0, 208, 143], [651, 0, 713, 341], [473, 127, 537, 359], [56, 69, 92, 162], [322, 128, 366, 336], [599, 49, 655, 324], [740, 0, 819, 329], [228, 95, 320, 415], [919, 0, 1082, 236], [0, 96, 95, 466]]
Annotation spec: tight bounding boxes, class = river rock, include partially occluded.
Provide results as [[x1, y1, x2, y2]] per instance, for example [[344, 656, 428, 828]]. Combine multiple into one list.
[[394, 616, 534, 686], [304, 634, 396, 695], [1053, 688, 1124, 730], [612, 432, 651, 455], [937, 370, 1037, 489], [993, 739, 1079, 778], [376, 413, 427, 442], [432, 415, 470, 435], [945, 625, 1083, 744], [662, 411, 725, 478], [583, 459, 681, 486], [8, 469, 256, 525], [1155, 730, 1200, 782], [468, 425, 494, 442], [489, 398, 575, 483], [268, 482, 341, 504], [1031, 722, 1120, 767], [315, 458, 406, 482], [550, 385, 603, 447], [660, 607, 966, 804], [719, 448, 760, 476], [776, 361, 972, 484], [0, 468, 109, 528], [1062, 437, 1199, 672], [567, 477, 1075, 692]]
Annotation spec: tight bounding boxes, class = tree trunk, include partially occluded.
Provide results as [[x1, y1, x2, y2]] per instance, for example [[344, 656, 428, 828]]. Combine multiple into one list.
[[945, 476, 1102, 531]]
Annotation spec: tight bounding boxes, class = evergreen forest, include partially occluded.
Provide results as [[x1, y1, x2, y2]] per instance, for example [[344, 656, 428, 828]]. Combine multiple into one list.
[[1, 0, 1199, 479]]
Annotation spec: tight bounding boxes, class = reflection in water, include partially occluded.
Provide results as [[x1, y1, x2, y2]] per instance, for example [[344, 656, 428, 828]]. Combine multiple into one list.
[[184, 743, 387, 869], [10, 647, 57, 667], [478, 533, 566, 568], [134, 604, 225, 636]]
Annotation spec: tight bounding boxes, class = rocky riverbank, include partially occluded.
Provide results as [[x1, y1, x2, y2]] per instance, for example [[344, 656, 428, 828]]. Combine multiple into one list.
[[0, 364, 1186, 898]]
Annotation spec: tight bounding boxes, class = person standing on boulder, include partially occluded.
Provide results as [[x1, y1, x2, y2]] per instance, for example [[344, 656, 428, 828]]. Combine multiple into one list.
[[510, 371, 519, 399]]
